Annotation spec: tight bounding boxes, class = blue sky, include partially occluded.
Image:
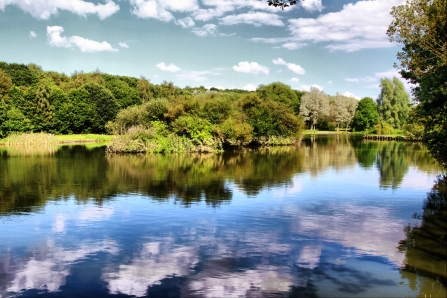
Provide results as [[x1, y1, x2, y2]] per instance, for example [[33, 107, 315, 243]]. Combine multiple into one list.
[[0, 0, 409, 99]]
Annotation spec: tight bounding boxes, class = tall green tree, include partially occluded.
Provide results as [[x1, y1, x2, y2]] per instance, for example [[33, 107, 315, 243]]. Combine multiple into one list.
[[353, 97, 378, 132], [388, 0, 447, 165], [376, 77, 410, 129]]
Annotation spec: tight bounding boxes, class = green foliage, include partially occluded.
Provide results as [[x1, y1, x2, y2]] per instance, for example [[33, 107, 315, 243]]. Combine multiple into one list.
[[137, 76, 153, 102], [202, 97, 232, 124], [103, 74, 141, 108], [0, 69, 13, 99], [377, 77, 410, 129], [82, 82, 119, 132], [353, 97, 378, 132], [0, 62, 39, 86], [218, 117, 253, 147], [240, 93, 303, 140], [257, 82, 300, 114], [388, 0, 447, 165]]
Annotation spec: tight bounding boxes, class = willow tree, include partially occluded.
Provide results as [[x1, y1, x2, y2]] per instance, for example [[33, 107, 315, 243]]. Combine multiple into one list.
[[376, 77, 410, 130], [388, 0, 447, 165], [299, 87, 330, 130]]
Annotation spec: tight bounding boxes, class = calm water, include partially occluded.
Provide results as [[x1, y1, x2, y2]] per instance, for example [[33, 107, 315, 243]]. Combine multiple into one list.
[[0, 135, 445, 298]]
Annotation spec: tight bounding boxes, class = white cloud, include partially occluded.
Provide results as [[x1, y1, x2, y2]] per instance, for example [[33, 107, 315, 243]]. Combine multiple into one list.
[[46, 26, 118, 53], [191, 24, 217, 36], [0, 0, 119, 20], [272, 57, 305, 75], [29, 31, 37, 39], [177, 17, 195, 28], [192, 8, 226, 21], [156, 62, 181, 72], [290, 77, 299, 83], [251, 0, 405, 52], [242, 84, 257, 91], [220, 12, 284, 27], [130, 0, 198, 21], [280, 42, 307, 50], [301, 0, 323, 12], [374, 68, 400, 79], [299, 84, 323, 92], [104, 241, 198, 297], [233, 61, 269, 76], [118, 42, 129, 48], [328, 80, 332, 85], [345, 76, 376, 83], [175, 69, 221, 81], [287, 0, 405, 52], [130, 0, 173, 21], [343, 91, 360, 100]]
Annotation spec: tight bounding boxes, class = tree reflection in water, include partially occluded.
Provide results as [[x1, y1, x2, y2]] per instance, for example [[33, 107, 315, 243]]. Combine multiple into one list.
[[398, 175, 447, 297]]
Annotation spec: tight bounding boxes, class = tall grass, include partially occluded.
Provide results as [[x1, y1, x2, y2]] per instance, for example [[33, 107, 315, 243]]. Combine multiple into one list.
[[5, 132, 58, 145]]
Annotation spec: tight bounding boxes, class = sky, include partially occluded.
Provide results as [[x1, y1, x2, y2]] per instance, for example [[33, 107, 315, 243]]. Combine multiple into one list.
[[0, 0, 410, 99]]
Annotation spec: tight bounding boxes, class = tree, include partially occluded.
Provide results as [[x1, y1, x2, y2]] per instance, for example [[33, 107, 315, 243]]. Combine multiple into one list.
[[376, 77, 410, 130], [299, 87, 330, 130], [256, 82, 300, 114], [388, 0, 447, 165], [353, 97, 378, 132], [331, 93, 358, 131], [0, 69, 12, 99], [137, 76, 153, 103]]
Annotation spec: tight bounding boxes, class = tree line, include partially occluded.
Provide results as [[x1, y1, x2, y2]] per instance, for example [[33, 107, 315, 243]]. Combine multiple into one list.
[[0, 61, 413, 151]]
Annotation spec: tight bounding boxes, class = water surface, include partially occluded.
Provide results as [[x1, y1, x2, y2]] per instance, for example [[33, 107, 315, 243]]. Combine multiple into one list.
[[0, 135, 445, 297]]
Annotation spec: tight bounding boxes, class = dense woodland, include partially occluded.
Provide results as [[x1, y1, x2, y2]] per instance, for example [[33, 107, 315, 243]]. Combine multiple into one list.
[[0, 61, 414, 152]]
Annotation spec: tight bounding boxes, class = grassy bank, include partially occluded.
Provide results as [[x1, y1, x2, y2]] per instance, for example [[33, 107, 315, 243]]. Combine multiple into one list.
[[0, 133, 113, 145]]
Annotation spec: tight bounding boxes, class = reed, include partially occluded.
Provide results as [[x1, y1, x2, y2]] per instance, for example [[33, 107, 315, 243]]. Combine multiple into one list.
[[5, 132, 58, 145]]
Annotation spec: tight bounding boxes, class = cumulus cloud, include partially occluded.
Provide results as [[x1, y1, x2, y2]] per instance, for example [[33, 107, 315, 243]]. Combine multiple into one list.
[[290, 77, 299, 83], [130, 0, 198, 21], [46, 26, 118, 53], [191, 24, 217, 36], [29, 31, 37, 39], [177, 17, 195, 28], [233, 61, 269, 76], [220, 12, 284, 27], [301, 0, 323, 12], [0, 0, 119, 20], [118, 42, 129, 48], [272, 57, 305, 75], [288, 0, 404, 52], [299, 84, 323, 92], [251, 0, 405, 52], [156, 62, 181, 72]]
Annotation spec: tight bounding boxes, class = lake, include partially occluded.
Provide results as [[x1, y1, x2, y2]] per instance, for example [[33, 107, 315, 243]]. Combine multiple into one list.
[[0, 135, 445, 298]]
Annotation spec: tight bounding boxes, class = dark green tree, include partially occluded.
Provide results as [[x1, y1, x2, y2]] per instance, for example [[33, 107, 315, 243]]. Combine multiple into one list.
[[388, 0, 447, 165], [353, 97, 378, 132]]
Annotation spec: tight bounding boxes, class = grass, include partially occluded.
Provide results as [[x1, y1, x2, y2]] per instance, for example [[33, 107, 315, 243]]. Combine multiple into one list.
[[56, 134, 114, 143], [0, 133, 114, 145]]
